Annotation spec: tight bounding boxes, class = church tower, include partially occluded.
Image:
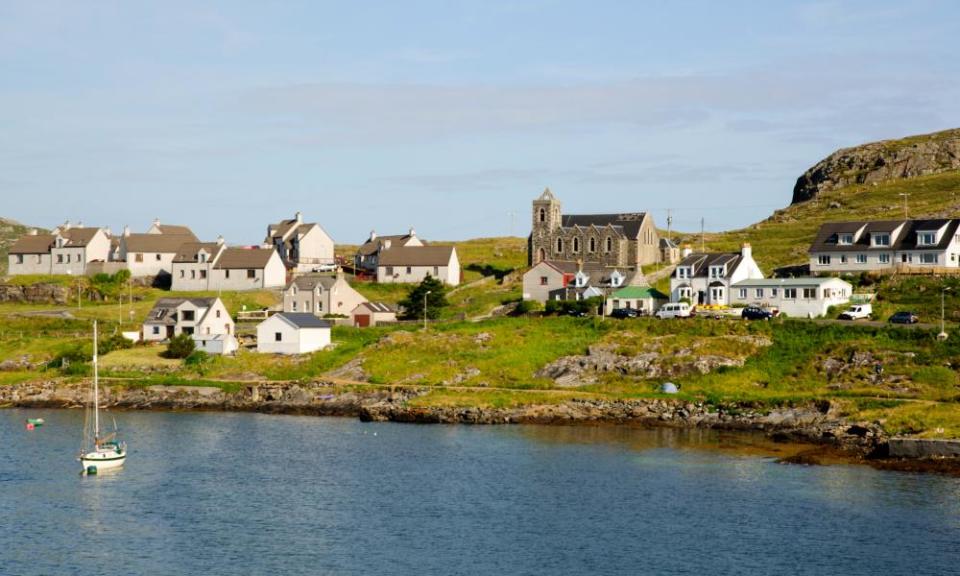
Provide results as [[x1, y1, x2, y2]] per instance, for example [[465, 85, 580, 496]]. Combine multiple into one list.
[[530, 188, 562, 264]]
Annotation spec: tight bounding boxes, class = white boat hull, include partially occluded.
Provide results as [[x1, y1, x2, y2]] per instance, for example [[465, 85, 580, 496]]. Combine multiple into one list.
[[80, 449, 126, 472]]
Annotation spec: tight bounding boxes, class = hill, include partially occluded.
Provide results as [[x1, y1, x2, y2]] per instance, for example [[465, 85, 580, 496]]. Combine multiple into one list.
[[792, 128, 960, 204]]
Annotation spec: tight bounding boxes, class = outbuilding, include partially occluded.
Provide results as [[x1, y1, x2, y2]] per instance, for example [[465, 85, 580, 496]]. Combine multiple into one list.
[[604, 286, 669, 316], [351, 301, 397, 327], [257, 313, 332, 355]]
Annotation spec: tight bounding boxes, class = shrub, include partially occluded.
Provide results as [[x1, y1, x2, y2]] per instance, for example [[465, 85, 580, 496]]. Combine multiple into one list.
[[400, 276, 449, 320], [162, 333, 195, 359], [513, 300, 542, 315]]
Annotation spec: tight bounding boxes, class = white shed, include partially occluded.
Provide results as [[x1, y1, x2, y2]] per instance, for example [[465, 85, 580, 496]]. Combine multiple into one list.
[[257, 313, 332, 355], [193, 333, 239, 356]]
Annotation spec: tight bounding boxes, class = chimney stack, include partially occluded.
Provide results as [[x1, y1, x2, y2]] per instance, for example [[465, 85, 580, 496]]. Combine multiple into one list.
[[369, 230, 377, 241], [123, 225, 131, 237], [409, 226, 416, 238], [295, 211, 303, 224], [217, 234, 225, 245], [76, 220, 83, 227], [63, 220, 71, 230], [104, 226, 112, 237], [682, 245, 692, 258], [153, 218, 161, 228], [741, 243, 752, 261]]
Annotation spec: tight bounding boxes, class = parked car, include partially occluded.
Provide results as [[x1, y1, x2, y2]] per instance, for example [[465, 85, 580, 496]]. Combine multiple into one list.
[[888, 311, 919, 324], [655, 302, 692, 319], [311, 263, 337, 272], [741, 306, 777, 321], [838, 304, 872, 321], [609, 308, 640, 319]]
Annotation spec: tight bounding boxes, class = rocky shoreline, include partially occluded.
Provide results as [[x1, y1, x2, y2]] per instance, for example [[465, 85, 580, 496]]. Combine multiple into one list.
[[3, 379, 959, 474]]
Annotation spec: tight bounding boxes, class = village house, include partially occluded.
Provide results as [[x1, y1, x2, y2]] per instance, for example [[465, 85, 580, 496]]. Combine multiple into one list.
[[264, 211, 335, 272], [809, 219, 960, 274], [376, 245, 460, 286], [141, 297, 236, 354], [350, 301, 397, 327], [7, 222, 111, 276], [256, 313, 331, 355], [354, 229, 424, 276], [283, 271, 367, 318], [670, 244, 764, 306], [522, 260, 637, 303], [604, 285, 669, 316], [208, 247, 286, 291], [729, 277, 852, 318], [169, 239, 226, 291], [528, 188, 663, 268], [120, 221, 199, 279]]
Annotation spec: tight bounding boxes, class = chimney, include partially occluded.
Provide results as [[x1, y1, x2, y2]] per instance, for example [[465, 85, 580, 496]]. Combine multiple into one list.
[[295, 211, 302, 224], [217, 234, 225, 245], [76, 220, 83, 227], [63, 220, 71, 230], [369, 230, 377, 241], [104, 226, 112, 237], [123, 225, 131, 237], [409, 226, 416, 238], [28, 228, 37, 236], [682, 245, 692, 258], [741, 243, 752, 261], [153, 218, 161, 228]]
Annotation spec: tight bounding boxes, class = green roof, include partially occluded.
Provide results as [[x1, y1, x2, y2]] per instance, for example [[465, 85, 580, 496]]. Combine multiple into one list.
[[610, 286, 668, 299]]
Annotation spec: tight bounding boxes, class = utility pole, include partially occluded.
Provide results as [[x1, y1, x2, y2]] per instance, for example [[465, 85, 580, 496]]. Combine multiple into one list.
[[700, 217, 705, 253], [423, 290, 432, 330], [899, 193, 911, 219], [508, 211, 516, 237], [667, 209, 673, 244]]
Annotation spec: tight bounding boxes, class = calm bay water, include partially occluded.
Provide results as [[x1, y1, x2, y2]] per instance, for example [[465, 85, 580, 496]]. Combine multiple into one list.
[[2, 409, 959, 575]]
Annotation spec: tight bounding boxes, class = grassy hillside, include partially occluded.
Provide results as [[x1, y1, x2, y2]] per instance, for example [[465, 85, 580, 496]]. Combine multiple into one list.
[[693, 170, 960, 273]]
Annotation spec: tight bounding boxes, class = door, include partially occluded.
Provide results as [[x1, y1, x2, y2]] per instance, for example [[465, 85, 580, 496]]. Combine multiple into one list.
[[356, 314, 370, 328]]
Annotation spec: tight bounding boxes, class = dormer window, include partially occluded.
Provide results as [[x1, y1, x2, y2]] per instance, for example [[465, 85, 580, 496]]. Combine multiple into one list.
[[838, 233, 853, 245], [610, 271, 624, 287], [574, 272, 588, 288], [709, 266, 726, 279], [872, 233, 890, 247], [918, 232, 937, 246], [676, 267, 692, 279]]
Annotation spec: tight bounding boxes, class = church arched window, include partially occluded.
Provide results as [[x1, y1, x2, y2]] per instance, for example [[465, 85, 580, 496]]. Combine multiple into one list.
[[539, 208, 545, 223], [556, 238, 563, 253], [606, 237, 612, 253], [573, 237, 580, 253], [589, 237, 596, 253]]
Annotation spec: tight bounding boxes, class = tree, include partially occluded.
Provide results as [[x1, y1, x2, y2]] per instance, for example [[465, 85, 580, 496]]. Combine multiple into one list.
[[400, 275, 448, 320], [163, 333, 195, 359]]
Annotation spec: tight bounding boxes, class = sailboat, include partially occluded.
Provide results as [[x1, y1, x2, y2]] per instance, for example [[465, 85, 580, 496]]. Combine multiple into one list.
[[79, 320, 126, 474]]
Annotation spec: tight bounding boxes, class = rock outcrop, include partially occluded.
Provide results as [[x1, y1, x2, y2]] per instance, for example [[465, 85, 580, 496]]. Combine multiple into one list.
[[791, 128, 960, 204], [0, 283, 71, 304]]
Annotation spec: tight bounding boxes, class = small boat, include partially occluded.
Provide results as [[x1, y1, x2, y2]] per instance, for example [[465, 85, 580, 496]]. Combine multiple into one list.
[[26, 418, 45, 426], [79, 321, 126, 474]]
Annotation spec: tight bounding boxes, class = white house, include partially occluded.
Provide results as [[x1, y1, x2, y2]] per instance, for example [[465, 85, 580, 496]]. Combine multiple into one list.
[[522, 260, 635, 303], [170, 240, 226, 291], [142, 297, 235, 351], [355, 229, 424, 275], [193, 333, 239, 355], [7, 223, 111, 276], [730, 277, 853, 318], [257, 313, 332, 355], [264, 212, 335, 272], [120, 222, 199, 279], [670, 244, 764, 306], [809, 218, 960, 274], [283, 271, 367, 317], [376, 245, 460, 286], [604, 285, 669, 315], [209, 247, 287, 291]]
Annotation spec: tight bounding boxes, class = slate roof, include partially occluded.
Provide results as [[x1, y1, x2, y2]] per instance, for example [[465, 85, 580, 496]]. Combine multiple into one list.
[[287, 274, 338, 291], [143, 297, 219, 325], [124, 233, 194, 254], [560, 213, 648, 239], [173, 242, 222, 263], [675, 252, 743, 279], [378, 245, 455, 267], [9, 234, 55, 254], [274, 312, 332, 329], [152, 224, 197, 239], [59, 227, 101, 247], [357, 233, 422, 256], [213, 247, 277, 269], [808, 219, 960, 253], [356, 301, 395, 313]]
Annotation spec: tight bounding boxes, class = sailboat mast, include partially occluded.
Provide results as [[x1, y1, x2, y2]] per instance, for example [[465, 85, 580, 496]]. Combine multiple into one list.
[[93, 320, 99, 445]]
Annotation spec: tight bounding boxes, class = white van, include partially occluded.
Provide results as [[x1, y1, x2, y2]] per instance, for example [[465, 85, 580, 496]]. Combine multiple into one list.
[[839, 304, 872, 320], [655, 302, 692, 319]]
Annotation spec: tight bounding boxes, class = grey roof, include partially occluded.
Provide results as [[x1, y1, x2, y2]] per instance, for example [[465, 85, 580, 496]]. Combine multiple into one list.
[[213, 247, 277, 269], [531, 260, 637, 287], [9, 234, 55, 254], [809, 219, 960, 253], [59, 227, 101, 247], [153, 224, 198, 239], [357, 233, 422, 256], [675, 252, 743, 279], [660, 237, 679, 249], [124, 233, 194, 254], [173, 242, 223, 263], [378, 245, 455, 267], [144, 297, 219, 325], [560, 213, 648, 239], [287, 274, 337, 291], [275, 312, 332, 329], [356, 301, 395, 313]]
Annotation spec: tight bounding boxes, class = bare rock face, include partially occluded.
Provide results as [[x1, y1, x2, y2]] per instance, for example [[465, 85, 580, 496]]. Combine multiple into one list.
[[791, 128, 960, 204], [0, 283, 71, 304]]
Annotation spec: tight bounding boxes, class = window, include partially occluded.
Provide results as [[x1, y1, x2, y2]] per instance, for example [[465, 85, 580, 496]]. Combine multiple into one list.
[[247, 269, 256, 279], [738, 289, 747, 299], [180, 270, 185, 278], [856, 254, 867, 264], [386, 266, 393, 275], [573, 237, 580, 253], [433, 266, 439, 276], [784, 288, 797, 299], [818, 255, 831, 265], [771, 288, 778, 298], [183, 310, 195, 321], [191, 270, 196, 279], [872, 233, 890, 247], [710, 287, 724, 302], [152, 326, 160, 335], [406, 266, 412, 274], [755, 288, 764, 298], [878, 253, 891, 264], [840, 255, 847, 264], [838, 233, 853, 245], [540, 276, 548, 286], [155, 254, 162, 261], [225, 269, 231, 279], [317, 301, 323, 311], [606, 237, 612, 252], [216, 310, 221, 318], [135, 253, 144, 263], [183, 327, 194, 335], [538, 208, 545, 222], [803, 288, 816, 299], [275, 332, 282, 342], [292, 301, 298, 311], [556, 238, 564, 253], [709, 266, 725, 279], [200, 270, 207, 279], [918, 232, 936, 246], [57, 254, 63, 264], [589, 237, 596, 253], [679, 287, 692, 300], [205, 327, 211, 335], [15, 254, 23, 264], [66, 254, 71, 263], [920, 253, 937, 264]]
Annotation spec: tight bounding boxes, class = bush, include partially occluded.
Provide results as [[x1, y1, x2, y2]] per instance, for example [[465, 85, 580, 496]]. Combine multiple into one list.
[[99, 333, 134, 355], [162, 333, 195, 359], [400, 276, 449, 320], [513, 300, 542, 315]]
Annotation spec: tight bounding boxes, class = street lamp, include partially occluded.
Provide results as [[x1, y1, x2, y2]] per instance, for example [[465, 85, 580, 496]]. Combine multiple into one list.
[[423, 290, 432, 330], [939, 287, 951, 341]]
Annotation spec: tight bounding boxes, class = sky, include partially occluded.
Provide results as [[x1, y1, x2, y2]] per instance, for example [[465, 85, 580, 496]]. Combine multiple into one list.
[[1, 1, 959, 244]]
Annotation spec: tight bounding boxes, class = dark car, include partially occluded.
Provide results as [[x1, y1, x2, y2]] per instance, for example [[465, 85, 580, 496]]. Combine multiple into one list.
[[741, 306, 777, 321], [609, 308, 639, 319], [888, 311, 919, 324]]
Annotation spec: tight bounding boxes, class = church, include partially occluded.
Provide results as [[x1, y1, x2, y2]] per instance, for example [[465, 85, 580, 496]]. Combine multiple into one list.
[[527, 188, 668, 268]]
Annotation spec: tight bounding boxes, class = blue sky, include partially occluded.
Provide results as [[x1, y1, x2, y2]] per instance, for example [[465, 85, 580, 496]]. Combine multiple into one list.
[[2, 1, 959, 243]]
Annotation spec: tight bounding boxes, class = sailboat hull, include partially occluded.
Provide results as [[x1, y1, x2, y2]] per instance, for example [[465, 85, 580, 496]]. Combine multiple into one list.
[[80, 449, 126, 471]]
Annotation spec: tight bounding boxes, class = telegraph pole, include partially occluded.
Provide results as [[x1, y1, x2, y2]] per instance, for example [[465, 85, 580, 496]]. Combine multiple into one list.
[[667, 209, 673, 244], [508, 211, 516, 237], [700, 217, 705, 253], [899, 193, 911, 219]]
